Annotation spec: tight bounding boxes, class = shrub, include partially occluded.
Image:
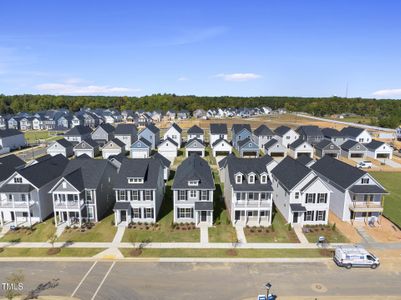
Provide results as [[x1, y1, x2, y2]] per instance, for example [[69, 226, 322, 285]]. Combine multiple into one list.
[[288, 224, 292, 231], [332, 223, 336, 231]]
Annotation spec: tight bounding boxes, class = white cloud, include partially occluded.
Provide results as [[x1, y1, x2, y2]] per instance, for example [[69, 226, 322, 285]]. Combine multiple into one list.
[[178, 76, 189, 81], [214, 73, 261, 82], [373, 88, 401, 98], [35, 82, 140, 95]]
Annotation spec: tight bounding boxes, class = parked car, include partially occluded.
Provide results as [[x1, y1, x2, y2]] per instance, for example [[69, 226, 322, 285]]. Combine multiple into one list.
[[334, 246, 379, 269], [356, 161, 372, 169]]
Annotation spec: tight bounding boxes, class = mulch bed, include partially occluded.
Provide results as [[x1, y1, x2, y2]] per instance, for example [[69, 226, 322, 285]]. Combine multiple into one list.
[[47, 247, 61, 255]]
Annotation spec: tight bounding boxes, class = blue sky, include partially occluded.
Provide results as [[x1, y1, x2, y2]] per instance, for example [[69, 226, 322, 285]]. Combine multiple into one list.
[[1, 0, 401, 98]]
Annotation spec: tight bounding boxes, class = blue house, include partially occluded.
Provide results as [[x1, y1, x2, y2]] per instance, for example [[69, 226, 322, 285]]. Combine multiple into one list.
[[138, 124, 160, 150], [238, 137, 259, 157], [131, 138, 152, 158], [231, 124, 252, 148]]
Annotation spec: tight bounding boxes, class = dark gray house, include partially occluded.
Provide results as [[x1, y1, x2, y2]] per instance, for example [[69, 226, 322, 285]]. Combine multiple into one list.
[[296, 125, 324, 146], [91, 123, 115, 146], [322, 128, 347, 146], [315, 139, 341, 158], [253, 125, 274, 149], [341, 140, 367, 159]]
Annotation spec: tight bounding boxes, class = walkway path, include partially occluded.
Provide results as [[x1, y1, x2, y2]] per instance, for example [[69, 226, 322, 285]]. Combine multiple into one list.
[[293, 225, 309, 244], [0, 227, 10, 239], [235, 226, 247, 244], [200, 225, 209, 244], [55, 223, 67, 238], [356, 227, 376, 244], [93, 226, 125, 259]]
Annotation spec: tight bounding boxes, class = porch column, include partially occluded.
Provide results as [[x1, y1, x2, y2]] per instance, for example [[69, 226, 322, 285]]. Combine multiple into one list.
[[28, 211, 32, 227], [114, 210, 118, 226], [0, 212, 3, 227], [14, 211, 17, 227], [54, 211, 58, 227], [79, 210, 82, 227], [67, 212, 71, 226], [257, 210, 260, 225]]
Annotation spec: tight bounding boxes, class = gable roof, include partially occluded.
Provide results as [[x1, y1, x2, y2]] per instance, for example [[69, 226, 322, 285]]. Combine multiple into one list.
[[365, 139, 386, 151], [16, 154, 69, 188], [172, 154, 214, 190], [264, 138, 279, 150], [104, 138, 125, 148], [232, 124, 251, 134], [187, 125, 204, 134], [159, 137, 178, 147], [289, 138, 310, 149], [271, 156, 311, 191], [132, 138, 152, 148], [152, 152, 171, 168], [253, 125, 274, 137], [186, 138, 205, 148], [53, 138, 73, 148], [74, 138, 99, 149], [296, 155, 314, 166], [143, 123, 160, 134], [274, 126, 292, 137], [340, 140, 367, 151], [169, 123, 182, 133], [296, 125, 323, 137], [0, 154, 25, 182], [341, 126, 366, 138], [212, 138, 230, 148], [0, 129, 23, 138], [311, 155, 366, 189], [238, 137, 258, 149], [321, 128, 345, 138], [114, 123, 137, 135], [210, 123, 228, 135], [95, 123, 115, 134], [114, 158, 162, 189], [64, 125, 92, 136], [315, 139, 340, 151]]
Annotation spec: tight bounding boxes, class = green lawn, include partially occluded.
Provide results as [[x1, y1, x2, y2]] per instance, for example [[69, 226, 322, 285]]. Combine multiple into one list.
[[371, 172, 401, 227], [120, 248, 332, 258], [0, 247, 103, 257], [24, 130, 64, 143], [58, 214, 117, 243], [244, 211, 299, 243], [0, 219, 56, 243], [303, 225, 349, 243], [122, 178, 200, 243]]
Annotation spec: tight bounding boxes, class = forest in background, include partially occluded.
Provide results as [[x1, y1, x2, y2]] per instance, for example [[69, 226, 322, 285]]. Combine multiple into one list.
[[0, 94, 400, 128]]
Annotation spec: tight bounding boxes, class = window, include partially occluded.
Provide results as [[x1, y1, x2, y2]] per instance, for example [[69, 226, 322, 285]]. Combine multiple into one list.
[[361, 178, 369, 184], [62, 182, 67, 189], [86, 190, 94, 203], [260, 174, 267, 184], [188, 180, 199, 186], [248, 192, 254, 200], [200, 190, 209, 201], [130, 190, 140, 201], [235, 175, 242, 184], [178, 208, 193, 219], [145, 208, 154, 219], [178, 190, 187, 201], [128, 177, 143, 184], [21, 194, 26, 202], [118, 190, 127, 201], [304, 211, 314, 221], [132, 208, 141, 218], [317, 193, 327, 203], [261, 193, 267, 200], [144, 190, 153, 201], [189, 190, 197, 199], [13, 177, 22, 183], [295, 192, 299, 200], [253, 193, 259, 200], [87, 207, 94, 220], [305, 193, 315, 203], [248, 175, 255, 184], [316, 210, 326, 221]]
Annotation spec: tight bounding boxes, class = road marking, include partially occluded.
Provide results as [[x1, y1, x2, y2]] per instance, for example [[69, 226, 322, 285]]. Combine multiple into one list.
[[71, 261, 97, 298], [91, 261, 116, 300]]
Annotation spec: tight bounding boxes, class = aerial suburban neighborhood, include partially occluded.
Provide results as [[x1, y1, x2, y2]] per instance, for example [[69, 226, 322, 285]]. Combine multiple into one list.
[[1, 1, 401, 299]]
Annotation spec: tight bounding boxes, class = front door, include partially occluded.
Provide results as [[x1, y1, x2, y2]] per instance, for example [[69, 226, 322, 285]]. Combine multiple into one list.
[[235, 211, 241, 221], [293, 212, 299, 223], [10, 211, 15, 221], [201, 211, 207, 222], [121, 210, 127, 222]]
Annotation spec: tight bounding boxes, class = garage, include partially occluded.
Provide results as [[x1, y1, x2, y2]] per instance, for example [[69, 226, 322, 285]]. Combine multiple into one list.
[[185, 138, 206, 158], [215, 151, 230, 156], [211, 139, 232, 157], [376, 153, 390, 159], [350, 152, 364, 158], [242, 151, 258, 157], [270, 152, 285, 157], [341, 140, 367, 160], [188, 151, 203, 156], [324, 152, 338, 158], [296, 152, 312, 158]]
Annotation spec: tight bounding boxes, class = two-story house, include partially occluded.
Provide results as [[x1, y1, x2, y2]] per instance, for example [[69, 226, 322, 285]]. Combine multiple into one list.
[[91, 123, 115, 146], [113, 123, 137, 151], [231, 124, 252, 148], [187, 125, 204, 142], [271, 156, 331, 227], [311, 156, 387, 224], [209, 124, 228, 145], [172, 155, 215, 227], [47, 138, 74, 157], [49, 157, 117, 227], [0, 155, 25, 186], [296, 125, 324, 146], [253, 125, 274, 149], [0, 129, 26, 151], [138, 123, 160, 150], [163, 123, 182, 148], [64, 125, 92, 143], [113, 158, 164, 225], [274, 126, 300, 148], [0, 155, 69, 227], [341, 126, 372, 144], [322, 128, 347, 146], [222, 155, 276, 226]]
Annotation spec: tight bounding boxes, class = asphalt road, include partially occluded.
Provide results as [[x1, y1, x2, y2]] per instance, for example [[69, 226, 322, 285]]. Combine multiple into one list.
[[15, 146, 47, 161], [0, 260, 401, 299]]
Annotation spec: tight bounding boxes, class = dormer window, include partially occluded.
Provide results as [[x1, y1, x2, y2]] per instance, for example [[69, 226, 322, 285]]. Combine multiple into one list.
[[260, 174, 268, 184], [248, 174, 255, 184], [361, 178, 369, 184], [128, 177, 144, 184], [235, 174, 242, 184], [188, 180, 199, 186], [14, 177, 22, 184]]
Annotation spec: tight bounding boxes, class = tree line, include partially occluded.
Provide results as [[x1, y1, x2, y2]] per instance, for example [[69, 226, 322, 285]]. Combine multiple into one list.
[[0, 93, 400, 128]]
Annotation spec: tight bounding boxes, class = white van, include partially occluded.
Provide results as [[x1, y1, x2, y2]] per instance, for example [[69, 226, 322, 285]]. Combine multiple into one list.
[[334, 246, 379, 269], [356, 161, 372, 169]]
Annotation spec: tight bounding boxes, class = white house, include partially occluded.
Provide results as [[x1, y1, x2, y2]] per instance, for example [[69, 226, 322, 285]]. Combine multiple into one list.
[[163, 123, 182, 148], [211, 138, 232, 157], [263, 138, 287, 158], [365, 140, 393, 160], [274, 126, 300, 148], [73, 139, 100, 158], [341, 126, 372, 144], [288, 138, 314, 159], [341, 140, 367, 159], [271, 157, 331, 227], [253, 125, 274, 149], [47, 138, 74, 157], [187, 125, 204, 142], [102, 138, 126, 159], [157, 137, 179, 160], [209, 124, 228, 146]]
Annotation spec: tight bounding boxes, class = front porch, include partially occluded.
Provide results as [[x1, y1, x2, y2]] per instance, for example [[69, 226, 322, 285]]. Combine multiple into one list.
[[194, 201, 213, 227], [233, 209, 271, 227], [54, 210, 85, 227]]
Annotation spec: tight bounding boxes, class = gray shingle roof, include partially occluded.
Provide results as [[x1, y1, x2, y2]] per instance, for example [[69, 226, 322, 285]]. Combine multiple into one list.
[[152, 152, 171, 168], [365, 139, 385, 150], [296, 125, 323, 137], [105, 138, 125, 148], [144, 123, 160, 134], [289, 138, 308, 149], [0, 154, 25, 182], [114, 124, 137, 135], [170, 123, 182, 133], [311, 155, 365, 189], [264, 138, 279, 150], [226, 155, 274, 191], [349, 185, 387, 194], [211, 138, 230, 147], [210, 124, 227, 135], [194, 201, 213, 210], [97, 123, 115, 133], [341, 126, 365, 138], [315, 139, 340, 151], [322, 128, 345, 138], [296, 155, 314, 166], [187, 125, 204, 134], [172, 155, 215, 190], [237, 137, 258, 149], [0, 184, 34, 193], [340, 140, 366, 151], [186, 138, 205, 148], [54, 138, 73, 148], [271, 156, 311, 191], [132, 138, 152, 148], [232, 124, 251, 134], [64, 125, 92, 136], [0, 129, 23, 138], [114, 202, 131, 210], [253, 125, 274, 137], [160, 137, 178, 147], [274, 126, 291, 137]]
